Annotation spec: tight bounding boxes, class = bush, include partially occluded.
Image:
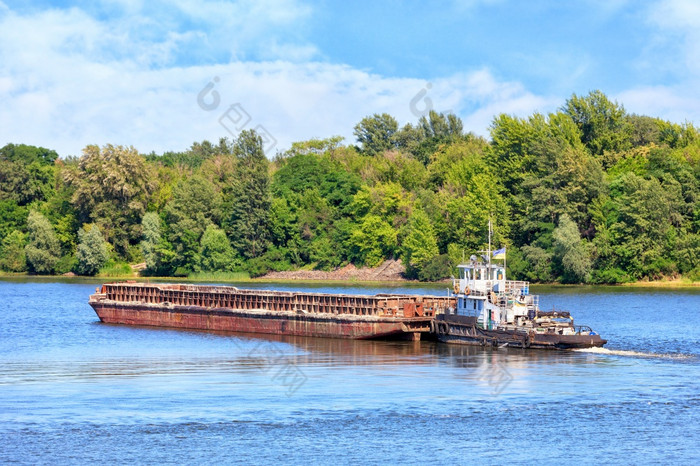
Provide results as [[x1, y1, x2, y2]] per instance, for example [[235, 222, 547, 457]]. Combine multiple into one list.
[[75, 224, 109, 276], [98, 261, 133, 277], [55, 254, 77, 275], [25, 211, 61, 274], [590, 267, 633, 284], [685, 267, 700, 282], [0, 230, 27, 272], [198, 225, 242, 272], [416, 254, 453, 281]]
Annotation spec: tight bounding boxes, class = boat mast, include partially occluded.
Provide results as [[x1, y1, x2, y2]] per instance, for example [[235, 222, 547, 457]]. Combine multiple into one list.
[[488, 218, 492, 276]]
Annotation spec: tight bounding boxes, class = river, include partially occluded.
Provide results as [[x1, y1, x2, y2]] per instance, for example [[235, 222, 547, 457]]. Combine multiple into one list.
[[1, 279, 698, 464]]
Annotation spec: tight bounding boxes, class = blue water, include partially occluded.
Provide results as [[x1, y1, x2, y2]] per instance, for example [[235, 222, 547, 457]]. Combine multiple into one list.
[[1, 279, 699, 464]]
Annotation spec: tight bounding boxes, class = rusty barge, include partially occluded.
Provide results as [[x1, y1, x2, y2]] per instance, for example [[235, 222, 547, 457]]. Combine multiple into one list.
[[89, 282, 454, 340]]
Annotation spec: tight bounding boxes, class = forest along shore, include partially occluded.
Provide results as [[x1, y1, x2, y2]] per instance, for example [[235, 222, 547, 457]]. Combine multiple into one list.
[[2, 91, 700, 284]]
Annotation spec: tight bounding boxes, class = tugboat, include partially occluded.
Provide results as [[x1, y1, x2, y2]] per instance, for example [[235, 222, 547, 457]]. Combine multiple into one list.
[[434, 243, 606, 350]]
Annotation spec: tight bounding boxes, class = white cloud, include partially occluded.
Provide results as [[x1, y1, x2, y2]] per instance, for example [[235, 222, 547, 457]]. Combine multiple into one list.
[[616, 86, 700, 123], [614, 0, 700, 125], [648, 0, 700, 73], [0, 1, 555, 156]]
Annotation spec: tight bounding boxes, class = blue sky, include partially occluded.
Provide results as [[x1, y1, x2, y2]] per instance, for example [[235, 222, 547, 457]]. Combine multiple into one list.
[[1, 0, 699, 156]]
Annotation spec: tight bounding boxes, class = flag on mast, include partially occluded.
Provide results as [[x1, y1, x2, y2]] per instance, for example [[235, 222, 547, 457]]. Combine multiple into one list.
[[493, 247, 506, 260]]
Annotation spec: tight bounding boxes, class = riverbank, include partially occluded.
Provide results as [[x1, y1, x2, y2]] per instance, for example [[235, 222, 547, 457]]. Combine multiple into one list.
[[259, 259, 406, 282], [2, 261, 699, 288]]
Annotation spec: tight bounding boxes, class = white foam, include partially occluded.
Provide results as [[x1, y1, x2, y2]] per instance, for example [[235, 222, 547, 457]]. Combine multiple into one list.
[[572, 346, 694, 360]]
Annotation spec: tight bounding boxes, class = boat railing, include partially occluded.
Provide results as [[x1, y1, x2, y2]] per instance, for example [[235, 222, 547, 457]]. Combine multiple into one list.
[[505, 280, 529, 294]]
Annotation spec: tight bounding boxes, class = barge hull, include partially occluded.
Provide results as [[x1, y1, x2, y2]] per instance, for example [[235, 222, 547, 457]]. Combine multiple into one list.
[[91, 301, 432, 340], [89, 282, 452, 340]]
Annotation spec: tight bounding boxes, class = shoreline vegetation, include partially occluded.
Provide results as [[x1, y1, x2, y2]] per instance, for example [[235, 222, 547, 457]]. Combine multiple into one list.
[[2, 90, 700, 285], [1, 266, 698, 288]]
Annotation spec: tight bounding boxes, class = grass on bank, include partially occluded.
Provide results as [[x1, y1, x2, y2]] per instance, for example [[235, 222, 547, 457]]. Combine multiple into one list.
[[97, 261, 135, 278], [185, 271, 251, 281]]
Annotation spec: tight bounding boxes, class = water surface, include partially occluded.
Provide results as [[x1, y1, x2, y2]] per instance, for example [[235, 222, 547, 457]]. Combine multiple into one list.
[[1, 279, 698, 464]]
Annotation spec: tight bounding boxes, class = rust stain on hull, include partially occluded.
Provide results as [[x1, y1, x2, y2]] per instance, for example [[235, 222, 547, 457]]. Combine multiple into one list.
[[89, 282, 450, 340]]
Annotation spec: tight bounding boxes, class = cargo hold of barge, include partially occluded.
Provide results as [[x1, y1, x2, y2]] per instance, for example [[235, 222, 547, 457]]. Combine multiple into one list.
[[89, 282, 455, 340]]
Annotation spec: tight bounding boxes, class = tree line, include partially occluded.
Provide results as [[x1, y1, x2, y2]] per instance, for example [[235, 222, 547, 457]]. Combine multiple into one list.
[[1, 90, 698, 283]]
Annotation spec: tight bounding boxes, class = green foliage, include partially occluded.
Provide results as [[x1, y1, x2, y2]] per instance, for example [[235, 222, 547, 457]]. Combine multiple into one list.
[[98, 261, 133, 277], [0, 200, 28, 243], [348, 214, 397, 266], [0, 158, 55, 206], [245, 247, 294, 277], [520, 245, 554, 282], [563, 90, 633, 160], [75, 224, 109, 276], [489, 112, 603, 246], [140, 212, 174, 276], [0, 143, 58, 165], [394, 111, 466, 165], [224, 130, 271, 260], [400, 209, 439, 279], [418, 254, 453, 281], [63, 144, 153, 256], [353, 113, 399, 155], [0, 143, 58, 210], [2, 90, 698, 283], [198, 225, 242, 272], [0, 230, 27, 272], [165, 176, 220, 271], [55, 253, 77, 275], [24, 211, 61, 274], [608, 172, 682, 278], [432, 144, 510, 253], [552, 214, 592, 283], [589, 267, 632, 284]]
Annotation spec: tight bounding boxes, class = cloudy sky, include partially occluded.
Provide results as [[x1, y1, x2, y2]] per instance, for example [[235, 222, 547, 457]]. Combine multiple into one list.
[[1, 0, 700, 157]]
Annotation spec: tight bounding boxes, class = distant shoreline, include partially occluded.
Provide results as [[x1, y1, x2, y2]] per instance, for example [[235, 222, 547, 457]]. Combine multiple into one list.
[[2, 271, 699, 288]]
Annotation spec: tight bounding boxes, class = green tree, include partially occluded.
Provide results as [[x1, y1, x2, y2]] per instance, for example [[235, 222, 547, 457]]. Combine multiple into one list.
[[198, 225, 241, 272], [63, 144, 153, 256], [400, 209, 439, 279], [0, 144, 58, 207], [489, 112, 603, 246], [0, 200, 28, 242], [141, 212, 162, 273], [75, 224, 109, 276], [563, 90, 633, 161], [347, 214, 397, 266], [552, 214, 592, 283], [418, 110, 464, 140], [164, 176, 220, 273], [140, 212, 175, 276], [603, 172, 684, 279], [24, 211, 61, 274], [353, 113, 399, 155], [430, 144, 510, 253], [0, 230, 27, 272], [224, 130, 271, 260]]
